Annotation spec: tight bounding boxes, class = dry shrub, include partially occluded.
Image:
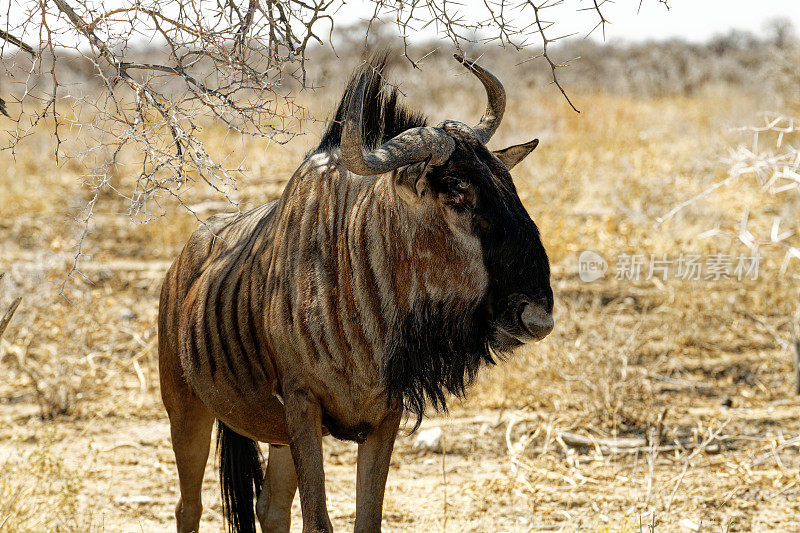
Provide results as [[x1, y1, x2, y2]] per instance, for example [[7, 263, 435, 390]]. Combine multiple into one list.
[[722, 117, 800, 274], [0, 435, 86, 531], [0, 254, 163, 420]]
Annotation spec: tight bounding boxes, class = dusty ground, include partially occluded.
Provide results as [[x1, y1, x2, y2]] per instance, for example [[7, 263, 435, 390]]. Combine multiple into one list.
[[1, 62, 800, 532]]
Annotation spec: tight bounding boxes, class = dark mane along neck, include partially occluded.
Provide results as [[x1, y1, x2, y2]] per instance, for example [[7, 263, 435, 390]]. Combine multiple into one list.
[[315, 54, 427, 155], [383, 300, 497, 430]]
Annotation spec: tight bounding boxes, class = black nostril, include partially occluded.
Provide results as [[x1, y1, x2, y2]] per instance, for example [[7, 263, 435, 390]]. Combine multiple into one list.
[[519, 302, 554, 340]]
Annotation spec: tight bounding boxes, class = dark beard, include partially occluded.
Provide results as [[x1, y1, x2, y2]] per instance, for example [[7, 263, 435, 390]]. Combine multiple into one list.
[[382, 300, 499, 431]]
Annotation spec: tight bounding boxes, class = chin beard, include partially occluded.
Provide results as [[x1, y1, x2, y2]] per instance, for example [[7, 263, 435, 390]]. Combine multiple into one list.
[[382, 301, 496, 431], [489, 325, 525, 352]]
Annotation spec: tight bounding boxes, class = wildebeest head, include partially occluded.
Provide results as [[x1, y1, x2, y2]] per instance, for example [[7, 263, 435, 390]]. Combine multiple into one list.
[[339, 55, 553, 352]]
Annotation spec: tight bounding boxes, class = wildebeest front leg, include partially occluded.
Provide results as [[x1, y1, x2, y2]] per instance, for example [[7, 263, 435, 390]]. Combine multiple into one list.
[[354, 410, 402, 533], [256, 444, 298, 533], [283, 390, 332, 533]]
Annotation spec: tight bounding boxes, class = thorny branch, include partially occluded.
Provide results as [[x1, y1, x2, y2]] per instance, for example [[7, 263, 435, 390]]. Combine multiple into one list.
[[658, 114, 800, 275], [0, 28, 36, 56], [0, 273, 22, 341], [587, 0, 609, 39], [0, 0, 669, 289], [524, 0, 581, 112]]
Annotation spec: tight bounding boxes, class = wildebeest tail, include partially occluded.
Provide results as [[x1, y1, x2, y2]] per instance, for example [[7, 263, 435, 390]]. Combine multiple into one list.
[[217, 420, 264, 533]]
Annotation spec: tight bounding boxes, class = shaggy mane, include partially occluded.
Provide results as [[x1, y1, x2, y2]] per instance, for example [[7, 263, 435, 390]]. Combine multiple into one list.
[[315, 53, 427, 154], [383, 301, 500, 431]]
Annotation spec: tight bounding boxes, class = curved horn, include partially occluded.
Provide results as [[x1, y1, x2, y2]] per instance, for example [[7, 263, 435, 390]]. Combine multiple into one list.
[[340, 74, 455, 176], [454, 54, 506, 144]]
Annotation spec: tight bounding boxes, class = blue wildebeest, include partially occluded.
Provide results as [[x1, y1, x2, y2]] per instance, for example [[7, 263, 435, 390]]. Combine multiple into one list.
[[158, 54, 553, 533]]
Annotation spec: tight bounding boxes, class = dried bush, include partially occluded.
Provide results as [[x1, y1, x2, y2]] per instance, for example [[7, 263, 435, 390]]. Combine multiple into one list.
[[0, 273, 21, 342], [0, 435, 88, 531], [543, 21, 800, 100], [0, 0, 673, 285], [655, 29, 800, 346]]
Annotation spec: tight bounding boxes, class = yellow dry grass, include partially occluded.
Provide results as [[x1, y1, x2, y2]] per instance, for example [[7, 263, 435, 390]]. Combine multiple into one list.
[[1, 67, 799, 532]]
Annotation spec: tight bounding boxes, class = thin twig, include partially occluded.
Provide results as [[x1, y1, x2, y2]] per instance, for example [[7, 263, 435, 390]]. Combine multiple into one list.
[[793, 341, 800, 395], [523, 1, 580, 113], [0, 273, 21, 341], [441, 432, 448, 532], [0, 28, 36, 56]]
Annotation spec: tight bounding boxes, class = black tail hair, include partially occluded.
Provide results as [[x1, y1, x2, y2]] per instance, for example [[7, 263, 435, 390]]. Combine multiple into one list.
[[315, 51, 427, 155], [217, 421, 264, 533]]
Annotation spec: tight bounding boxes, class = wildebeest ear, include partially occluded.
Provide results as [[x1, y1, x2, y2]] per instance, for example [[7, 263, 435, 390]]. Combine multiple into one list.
[[395, 161, 431, 202], [493, 138, 539, 170]]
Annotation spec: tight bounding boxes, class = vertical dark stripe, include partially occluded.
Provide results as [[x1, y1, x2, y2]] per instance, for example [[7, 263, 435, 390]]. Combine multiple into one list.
[[230, 260, 259, 386], [183, 294, 203, 372], [198, 287, 217, 376], [209, 259, 250, 397], [244, 266, 271, 380], [358, 225, 387, 340]]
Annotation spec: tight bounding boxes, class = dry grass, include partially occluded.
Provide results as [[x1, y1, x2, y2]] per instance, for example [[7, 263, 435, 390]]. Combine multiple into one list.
[[1, 58, 799, 532]]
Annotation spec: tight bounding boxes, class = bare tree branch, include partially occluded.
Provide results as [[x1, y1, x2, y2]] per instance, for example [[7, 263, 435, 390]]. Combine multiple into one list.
[[0, 28, 36, 56], [522, 1, 581, 113], [1, 0, 672, 288], [0, 273, 22, 341]]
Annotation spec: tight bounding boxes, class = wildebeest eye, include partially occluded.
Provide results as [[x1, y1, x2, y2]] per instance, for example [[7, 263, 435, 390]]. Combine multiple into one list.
[[446, 180, 473, 208]]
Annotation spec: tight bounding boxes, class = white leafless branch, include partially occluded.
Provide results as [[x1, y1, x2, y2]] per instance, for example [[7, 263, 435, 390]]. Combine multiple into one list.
[[1, 0, 670, 287]]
